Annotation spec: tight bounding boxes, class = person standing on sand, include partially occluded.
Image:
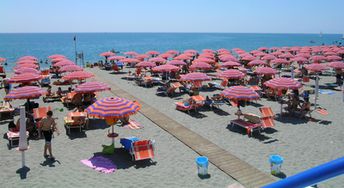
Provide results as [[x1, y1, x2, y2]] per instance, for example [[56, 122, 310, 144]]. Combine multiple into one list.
[[39, 111, 59, 159]]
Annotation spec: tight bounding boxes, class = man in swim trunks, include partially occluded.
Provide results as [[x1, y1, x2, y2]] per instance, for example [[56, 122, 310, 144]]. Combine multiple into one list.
[[40, 111, 59, 158]]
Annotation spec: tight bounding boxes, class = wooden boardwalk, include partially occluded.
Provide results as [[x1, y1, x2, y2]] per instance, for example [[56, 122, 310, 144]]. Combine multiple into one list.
[[94, 73, 275, 188]]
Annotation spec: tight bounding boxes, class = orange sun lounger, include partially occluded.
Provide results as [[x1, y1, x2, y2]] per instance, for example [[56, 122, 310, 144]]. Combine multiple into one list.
[[130, 140, 155, 161]]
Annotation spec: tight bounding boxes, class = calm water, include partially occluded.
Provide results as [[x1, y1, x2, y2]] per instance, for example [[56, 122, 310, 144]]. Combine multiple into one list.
[[0, 33, 342, 71]]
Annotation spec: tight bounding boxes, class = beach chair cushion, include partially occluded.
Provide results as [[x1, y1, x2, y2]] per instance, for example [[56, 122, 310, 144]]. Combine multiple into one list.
[[120, 137, 140, 151], [230, 119, 262, 135], [175, 102, 191, 111], [259, 106, 274, 118], [132, 140, 154, 161], [33, 106, 52, 120], [261, 117, 275, 128], [243, 113, 261, 124], [315, 108, 329, 115]]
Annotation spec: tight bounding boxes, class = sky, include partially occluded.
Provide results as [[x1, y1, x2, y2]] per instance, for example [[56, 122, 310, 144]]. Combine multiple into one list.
[[0, 0, 343, 34]]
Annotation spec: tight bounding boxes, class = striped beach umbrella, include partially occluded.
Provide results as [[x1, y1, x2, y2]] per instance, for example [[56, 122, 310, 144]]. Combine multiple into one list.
[[108, 56, 126, 61], [248, 60, 268, 67], [221, 61, 241, 68], [53, 60, 75, 67], [261, 55, 276, 61], [152, 64, 180, 72], [14, 68, 41, 75], [221, 86, 259, 101], [179, 72, 211, 81], [100, 51, 115, 57], [14, 63, 38, 69], [8, 73, 42, 83], [19, 56, 37, 61], [271, 58, 290, 65], [135, 61, 156, 68], [326, 55, 342, 62], [149, 57, 166, 64], [62, 71, 94, 81], [305, 64, 328, 73], [254, 67, 278, 75], [328, 61, 344, 70], [264, 77, 302, 90], [4, 86, 46, 100], [168, 60, 187, 66], [51, 58, 67, 63], [86, 97, 141, 147], [75, 81, 111, 94], [146, 50, 160, 56], [48, 54, 66, 59], [16, 60, 38, 65], [59, 65, 83, 72], [190, 62, 212, 71], [217, 69, 245, 79]]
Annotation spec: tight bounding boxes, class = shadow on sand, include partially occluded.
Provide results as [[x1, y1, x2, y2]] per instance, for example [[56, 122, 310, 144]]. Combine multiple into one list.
[[226, 124, 276, 142], [40, 157, 61, 167], [16, 166, 30, 179]]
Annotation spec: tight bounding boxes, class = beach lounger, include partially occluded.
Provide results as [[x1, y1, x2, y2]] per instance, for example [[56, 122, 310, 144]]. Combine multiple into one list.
[[33, 106, 52, 121], [123, 120, 144, 130], [6, 131, 29, 148], [61, 92, 82, 107], [130, 140, 155, 161], [64, 112, 87, 134]]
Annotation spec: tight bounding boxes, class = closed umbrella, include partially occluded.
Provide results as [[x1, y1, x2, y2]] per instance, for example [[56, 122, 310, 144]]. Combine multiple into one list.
[[305, 64, 328, 109]]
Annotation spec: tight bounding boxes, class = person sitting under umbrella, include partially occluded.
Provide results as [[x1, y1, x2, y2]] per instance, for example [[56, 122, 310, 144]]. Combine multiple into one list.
[[297, 97, 311, 118]]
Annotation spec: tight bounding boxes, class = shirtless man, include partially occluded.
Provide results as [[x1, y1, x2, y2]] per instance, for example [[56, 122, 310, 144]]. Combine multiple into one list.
[[40, 111, 59, 159]]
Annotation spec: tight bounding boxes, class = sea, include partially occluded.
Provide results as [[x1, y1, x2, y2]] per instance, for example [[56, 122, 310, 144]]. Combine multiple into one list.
[[0, 33, 342, 71]]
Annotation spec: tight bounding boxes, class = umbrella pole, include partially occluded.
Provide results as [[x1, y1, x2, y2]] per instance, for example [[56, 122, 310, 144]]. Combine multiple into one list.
[[314, 75, 319, 110], [291, 65, 294, 79], [111, 124, 115, 147]]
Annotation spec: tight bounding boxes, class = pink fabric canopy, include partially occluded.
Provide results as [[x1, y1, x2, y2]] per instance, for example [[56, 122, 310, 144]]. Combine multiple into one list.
[[264, 77, 302, 90]]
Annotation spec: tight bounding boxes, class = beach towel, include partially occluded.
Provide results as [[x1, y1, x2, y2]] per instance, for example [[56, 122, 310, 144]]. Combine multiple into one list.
[[318, 89, 335, 95], [123, 120, 144, 130], [81, 156, 117, 174]]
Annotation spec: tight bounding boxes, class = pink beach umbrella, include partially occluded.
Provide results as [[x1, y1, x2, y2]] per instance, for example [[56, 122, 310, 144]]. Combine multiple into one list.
[[62, 71, 94, 81], [54, 60, 75, 67], [149, 57, 166, 64], [221, 86, 259, 101], [108, 56, 126, 61], [159, 53, 173, 59], [122, 58, 140, 64], [217, 69, 245, 79], [4, 86, 46, 100], [166, 50, 179, 55], [0, 57, 6, 63], [279, 53, 294, 59], [258, 47, 269, 51], [14, 68, 41, 75], [135, 54, 150, 60], [152, 64, 180, 72], [8, 73, 42, 83], [135, 61, 156, 68], [179, 72, 211, 83], [264, 77, 302, 90], [59, 65, 83, 73], [290, 57, 308, 64], [221, 61, 241, 68], [124, 51, 138, 56], [14, 64, 38, 69], [310, 55, 327, 63], [19, 56, 37, 61], [184, 49, 198, 55], [254, 67, 278, 76], [174, 54, 193, 60], [168, 60, 187, 66], [193, 57, 215, 64], [190, 62, 212, 71], [219, 55, 238, 62], [51, 57, 67, 63], [248, 60, 268, 67], [75, 81, 111, 94], [48, 54, 66, 59], [16, 60, 38, 65], [100, 51, 115, 57], [271, 58, 290, 65], [328, 61, 344, 70], [326, 55, 342, 62], [241, 55, 256, 61], [146, 51, 160, 56], [261, 55, 276, 61]]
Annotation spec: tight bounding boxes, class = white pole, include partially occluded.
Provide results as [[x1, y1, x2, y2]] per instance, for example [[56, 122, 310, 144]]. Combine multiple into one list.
[[314, 75, 319, 110], [18, 107, 28, 167]]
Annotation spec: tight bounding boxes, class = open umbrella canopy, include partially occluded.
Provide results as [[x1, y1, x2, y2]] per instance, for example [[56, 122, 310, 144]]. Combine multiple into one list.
[[19, 56, 37, 61], [100, 51, 115, 57], [189, 62, 212, 71], [135, 54, 150, 60], [326, 55, 342, 62], [193, 57, 215, 64], [271, 58, 290, 65], [152, 64, 180, 72], [108, 56, 126, 61], [221, 86, 259, 101], [241, 55, 256, 61], [305, 64, 329, 73], [14, 67, 41, 75], [149, 57, 166, 63], [59, 65, 83, 72], [264, 77, 302, 90], [14, 63, 38, 69], [217, 69, 245, 79], [16, 60, 38, 65], [4, 86, 46, 100], [221, 61, 241, 68], [146, 51, 160, 55], [0, 57, 6, 62], [328, 61, 344, 69], [167, 60, 187, 66], [124, 51, 138, 56], [121, 58, 140, 64], [8, 73, 42, 83], [62, 71, 94, 81], [311, 55, 327, 63], [51, 57, 67, 63], [135, 61, 156, 68], [174, 54, 193, 60], [48, 54, 66, 59], [261, 54, 276, 61], [53, 60, 75, 67], [254, 67, 278, 75], [179, 72, 211, 81], [248, 60, 268, 67], [75, 81, 111, 94], [219, 55, 238, 62], [290, 57, 308, 64], [86, 97, 140, 119]]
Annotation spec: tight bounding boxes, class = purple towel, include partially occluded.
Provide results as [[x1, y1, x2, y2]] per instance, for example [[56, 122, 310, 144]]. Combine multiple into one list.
[[81, 156, 117, 174]]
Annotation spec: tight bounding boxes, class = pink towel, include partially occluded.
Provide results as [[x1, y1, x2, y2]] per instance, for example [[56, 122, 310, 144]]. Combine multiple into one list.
[[81, 156, 117, 174]]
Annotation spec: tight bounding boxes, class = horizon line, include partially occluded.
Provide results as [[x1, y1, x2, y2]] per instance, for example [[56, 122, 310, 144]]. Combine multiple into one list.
[[0, 31, 342, 35]]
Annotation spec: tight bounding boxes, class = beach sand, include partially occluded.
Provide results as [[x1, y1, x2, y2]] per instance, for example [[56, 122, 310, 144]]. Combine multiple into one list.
[[0, 81, 234, 187], [87, 67, 344, 187]]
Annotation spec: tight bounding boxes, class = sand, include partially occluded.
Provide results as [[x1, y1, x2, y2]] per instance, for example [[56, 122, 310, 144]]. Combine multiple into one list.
[[0, 78, 234, 188], [87, 67, 344, 187]]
